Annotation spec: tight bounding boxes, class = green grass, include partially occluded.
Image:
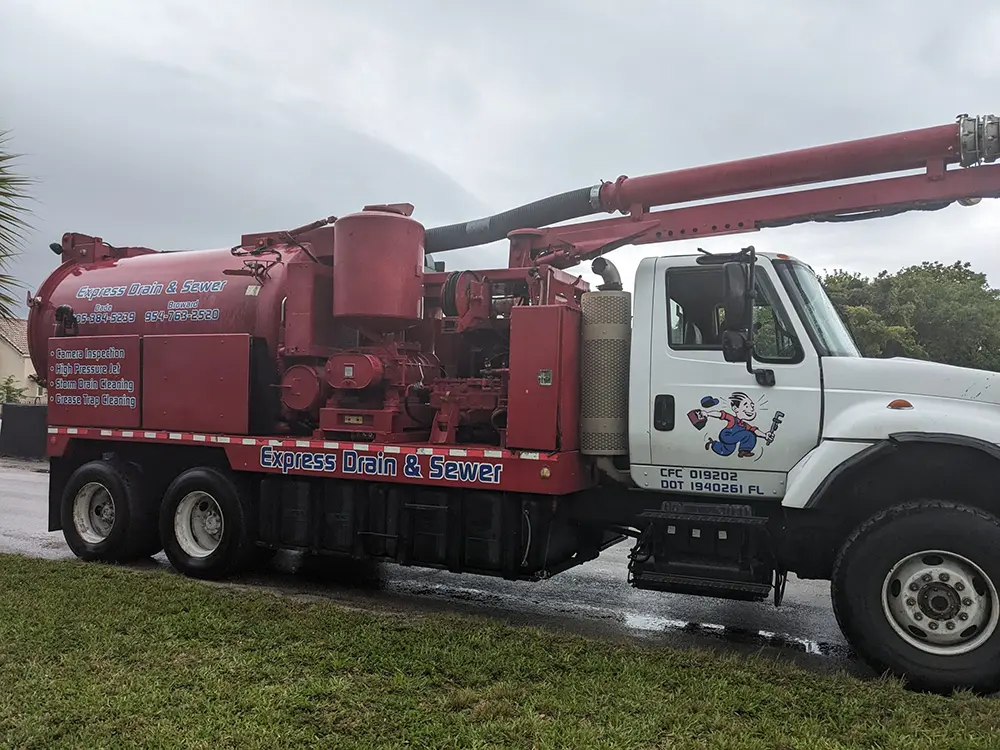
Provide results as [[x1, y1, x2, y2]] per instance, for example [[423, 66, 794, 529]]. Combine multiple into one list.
[[0, 555, 998, 749]]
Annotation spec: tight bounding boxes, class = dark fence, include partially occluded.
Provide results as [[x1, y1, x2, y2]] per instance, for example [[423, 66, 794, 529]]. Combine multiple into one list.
[[0, 403, 48, 459]]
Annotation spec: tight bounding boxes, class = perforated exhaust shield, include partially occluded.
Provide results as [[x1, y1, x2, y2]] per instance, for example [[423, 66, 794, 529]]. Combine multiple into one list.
[[580, 290, 632, 455]]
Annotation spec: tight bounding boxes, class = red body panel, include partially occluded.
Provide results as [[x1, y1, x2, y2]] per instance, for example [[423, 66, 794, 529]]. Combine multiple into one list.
[[283, 261, 336, 356], [44, 427, 595, 496], [559, 309, 582, 453], [506, 305, 581, 452], [47, 335, 140, 428], [142, 333, 251, 434]]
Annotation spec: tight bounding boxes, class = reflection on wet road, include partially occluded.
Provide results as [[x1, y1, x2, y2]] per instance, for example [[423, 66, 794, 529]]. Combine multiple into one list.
[[0, 458, 866, 677]]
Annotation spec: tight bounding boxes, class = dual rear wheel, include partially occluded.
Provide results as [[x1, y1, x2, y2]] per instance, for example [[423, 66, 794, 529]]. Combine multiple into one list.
[[158, 466, 268, 579], [61, 460, 267, 579]]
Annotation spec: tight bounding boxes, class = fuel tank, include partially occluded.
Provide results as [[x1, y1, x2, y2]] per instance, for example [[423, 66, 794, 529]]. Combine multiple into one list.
[[27, 244, 302, 385]]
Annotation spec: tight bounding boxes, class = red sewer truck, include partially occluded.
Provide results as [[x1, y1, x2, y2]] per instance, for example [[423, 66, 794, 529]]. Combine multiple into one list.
[[26, 113, 1000, 694]]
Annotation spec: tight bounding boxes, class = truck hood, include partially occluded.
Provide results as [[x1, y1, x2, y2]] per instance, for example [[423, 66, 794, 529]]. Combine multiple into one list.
[[822, 356, 1000, 406]]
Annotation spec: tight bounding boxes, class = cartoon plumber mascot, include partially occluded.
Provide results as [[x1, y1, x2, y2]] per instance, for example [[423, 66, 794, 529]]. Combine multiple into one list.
[[687, 392, 775, 458]]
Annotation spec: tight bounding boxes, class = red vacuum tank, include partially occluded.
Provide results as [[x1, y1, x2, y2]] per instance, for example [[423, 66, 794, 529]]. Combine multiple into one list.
[[26, 242, 302, 387], [332, 204, 425, 334]]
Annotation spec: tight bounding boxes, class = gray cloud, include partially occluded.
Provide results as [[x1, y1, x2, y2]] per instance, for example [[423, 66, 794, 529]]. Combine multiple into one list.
[[4, 0, 1000, 304]]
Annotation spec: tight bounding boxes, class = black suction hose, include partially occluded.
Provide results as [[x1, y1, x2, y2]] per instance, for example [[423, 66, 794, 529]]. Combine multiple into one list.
[[423, 185, 601, 254]]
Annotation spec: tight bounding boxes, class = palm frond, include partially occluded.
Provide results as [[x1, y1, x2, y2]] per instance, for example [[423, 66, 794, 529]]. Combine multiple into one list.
[[0, 130, 35, 321]]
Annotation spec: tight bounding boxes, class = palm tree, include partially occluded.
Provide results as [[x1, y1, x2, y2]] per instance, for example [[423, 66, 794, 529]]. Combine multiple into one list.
[[0, 130, 33, 322]]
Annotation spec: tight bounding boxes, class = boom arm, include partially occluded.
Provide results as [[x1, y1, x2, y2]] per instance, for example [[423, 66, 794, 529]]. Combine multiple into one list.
[[422, 114, 1000, 270]]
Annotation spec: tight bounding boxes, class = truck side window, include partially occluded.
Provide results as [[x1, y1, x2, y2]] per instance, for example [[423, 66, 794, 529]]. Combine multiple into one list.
[[667, 266, 801, 363], [750, 285, 800, 362], [666, 267, 725, 349]]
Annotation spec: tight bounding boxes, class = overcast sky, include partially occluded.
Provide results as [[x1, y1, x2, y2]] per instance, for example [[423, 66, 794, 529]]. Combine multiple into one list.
[[4, 0, 1000, 312]]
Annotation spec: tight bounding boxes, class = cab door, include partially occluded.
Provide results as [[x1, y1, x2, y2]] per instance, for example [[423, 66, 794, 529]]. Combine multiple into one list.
[[638, 256, 822, 500]]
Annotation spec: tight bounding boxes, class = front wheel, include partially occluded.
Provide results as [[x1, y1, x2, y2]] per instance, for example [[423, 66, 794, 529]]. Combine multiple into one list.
[[159, 467, 261, 580], [832, 500, 1000, 694]]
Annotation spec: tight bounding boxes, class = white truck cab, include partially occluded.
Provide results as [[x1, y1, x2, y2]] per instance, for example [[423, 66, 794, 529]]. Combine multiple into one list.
[[628, 249, 1000, 507]]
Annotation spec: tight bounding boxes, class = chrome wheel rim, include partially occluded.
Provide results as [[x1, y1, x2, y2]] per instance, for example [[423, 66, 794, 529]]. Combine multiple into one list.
[[72, 482, 116, 544], [881, 549, 998, 656], [173, 491, 224, 558]]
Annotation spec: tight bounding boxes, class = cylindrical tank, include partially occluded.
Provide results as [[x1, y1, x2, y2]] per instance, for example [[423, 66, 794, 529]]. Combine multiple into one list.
[[579, 290, 632, 456], [26, 246, 300, 385], [280, 364, 326, 413], [332, 207, 425, 333], [325, 353, 385, 390]]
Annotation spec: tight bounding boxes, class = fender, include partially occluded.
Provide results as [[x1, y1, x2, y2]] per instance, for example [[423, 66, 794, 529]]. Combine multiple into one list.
[[890, 430, 1000, 460], [782, 432, 1000, 510], [782, 439, 886, 509]]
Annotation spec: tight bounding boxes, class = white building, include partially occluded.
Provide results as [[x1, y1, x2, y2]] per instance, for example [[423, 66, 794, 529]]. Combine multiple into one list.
[[0, 318, 44, 404]]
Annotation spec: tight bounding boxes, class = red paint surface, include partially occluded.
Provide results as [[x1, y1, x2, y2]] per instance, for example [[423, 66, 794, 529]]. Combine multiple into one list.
[[47, 335, 141, 428], [44, 427, 594, 495], [325, 352, 384, 389], [27, 243, 301, 385], [332, 206, 425, 334], [280, 364, 324, 413], [142, 333, 252, 434], [598, 123, 962, 213], [506, 305, 581, 452], [558, 307, 582, 452], [282, 261, 337, 356]]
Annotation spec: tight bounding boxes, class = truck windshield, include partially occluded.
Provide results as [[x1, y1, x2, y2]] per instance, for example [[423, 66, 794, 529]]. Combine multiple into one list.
[[773, 259, 860, 358]]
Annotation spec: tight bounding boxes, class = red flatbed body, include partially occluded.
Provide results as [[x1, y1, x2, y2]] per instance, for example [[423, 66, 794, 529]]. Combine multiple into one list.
[[45, 425, 594, 496]]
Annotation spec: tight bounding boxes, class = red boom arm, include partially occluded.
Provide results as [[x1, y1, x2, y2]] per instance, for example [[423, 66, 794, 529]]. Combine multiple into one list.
[[505, 114, 1000, 269]]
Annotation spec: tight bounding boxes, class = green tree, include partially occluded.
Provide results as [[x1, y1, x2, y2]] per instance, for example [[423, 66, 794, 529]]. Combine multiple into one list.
[[0, 130, 33, 322], [821, 260, 1000, 370], [0, 374, 27, 405]]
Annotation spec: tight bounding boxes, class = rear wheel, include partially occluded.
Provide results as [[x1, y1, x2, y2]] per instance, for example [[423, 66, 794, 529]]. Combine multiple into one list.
[[60, 459, 160, 562], [832, 500, 1000, 694], [159, 467, 261, 580]]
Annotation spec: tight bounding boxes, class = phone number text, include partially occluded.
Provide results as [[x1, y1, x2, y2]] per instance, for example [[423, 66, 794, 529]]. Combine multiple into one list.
[[144, 308, 222, 323], [75, 311, 137, 325]]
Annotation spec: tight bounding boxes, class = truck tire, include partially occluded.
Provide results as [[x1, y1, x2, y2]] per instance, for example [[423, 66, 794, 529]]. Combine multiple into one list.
[[831, 500, 1000, 694], [60, 459, 160, 563], [159, 466, 259, 580]]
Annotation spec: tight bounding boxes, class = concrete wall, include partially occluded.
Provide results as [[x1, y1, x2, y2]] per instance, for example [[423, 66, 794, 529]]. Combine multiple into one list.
[[0, 403, 48, 459]]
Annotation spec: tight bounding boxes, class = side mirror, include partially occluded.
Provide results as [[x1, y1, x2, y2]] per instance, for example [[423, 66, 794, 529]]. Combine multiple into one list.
[[722, 262, 750, 330], [722, 330, 749, 363]]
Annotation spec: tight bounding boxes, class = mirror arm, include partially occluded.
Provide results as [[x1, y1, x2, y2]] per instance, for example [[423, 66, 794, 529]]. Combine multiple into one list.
[[744, 250, 756, 377], [742, 247, 776, 387]]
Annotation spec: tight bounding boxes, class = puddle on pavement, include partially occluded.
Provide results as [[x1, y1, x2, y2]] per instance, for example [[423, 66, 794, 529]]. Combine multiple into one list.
[[287, 555, 855, 663], [624, 612, 853, 659]]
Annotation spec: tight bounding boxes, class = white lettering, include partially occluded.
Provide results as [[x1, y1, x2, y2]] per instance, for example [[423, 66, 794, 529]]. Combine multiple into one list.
[[180, 279, 227, 294], [74, 363, 108, 375], [85, 346, 125, 361], [427, 455, 503, 484]]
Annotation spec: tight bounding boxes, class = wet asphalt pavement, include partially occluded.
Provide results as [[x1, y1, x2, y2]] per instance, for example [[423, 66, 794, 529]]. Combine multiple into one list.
[[0, 457, 866, 678]]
